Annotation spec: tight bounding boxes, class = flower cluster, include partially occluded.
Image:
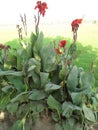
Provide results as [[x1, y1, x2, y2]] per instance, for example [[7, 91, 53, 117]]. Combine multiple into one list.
[[55, 40, 67, 54], [71, 18, 83, 32], [34, 1, 48, 16]]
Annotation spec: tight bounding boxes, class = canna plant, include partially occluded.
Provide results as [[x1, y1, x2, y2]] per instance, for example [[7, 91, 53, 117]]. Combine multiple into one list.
[[0, 1, 98, 130]]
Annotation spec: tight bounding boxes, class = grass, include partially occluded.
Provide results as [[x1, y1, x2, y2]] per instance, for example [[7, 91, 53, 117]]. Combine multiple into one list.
[[1, 22, 98, 86], [75, 43, 98, 87]]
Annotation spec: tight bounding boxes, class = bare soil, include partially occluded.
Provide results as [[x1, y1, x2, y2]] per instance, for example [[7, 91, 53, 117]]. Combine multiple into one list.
[[0, 112, 55, 130], [0, 111, 98, 130]]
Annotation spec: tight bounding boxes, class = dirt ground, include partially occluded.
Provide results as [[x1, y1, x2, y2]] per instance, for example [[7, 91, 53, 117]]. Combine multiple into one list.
[[0, 111, 98, 130], [0, 112, 55, 130]]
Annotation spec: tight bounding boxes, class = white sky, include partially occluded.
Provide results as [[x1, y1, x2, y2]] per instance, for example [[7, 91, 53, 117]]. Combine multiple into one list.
[[0, 0, 98, 24]]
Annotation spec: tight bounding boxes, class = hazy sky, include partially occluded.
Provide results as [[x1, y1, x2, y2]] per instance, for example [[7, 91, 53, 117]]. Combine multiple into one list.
[[0, 0, 98, 24]]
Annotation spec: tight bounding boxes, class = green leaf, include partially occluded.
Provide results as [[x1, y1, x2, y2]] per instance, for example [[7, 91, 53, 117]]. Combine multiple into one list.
[[62, 118, 75, 130], [71, 92, 83, 105], [92, 97, 98, 105], [8, 76, 26, 92], [30, 102, 44, 113], [62, 101, 82, 118], [28, 58, 41, 74], [31, 71, 41, 88], [45, 83, 61, 92], [80, 72, 95, 89], [75, 123, 83, 130], [67, 65, 79, 92], [30, 32, 37, 48], [55, 123, 63, 130], [29, 90, 46, 100], [40, 44, 57, 72], [17, 49, 28, 70], [40, 72, 49, 87], [11, 119, 25, 130], [28, 32, 37, 57], [37, 31, 44, 43], [82, 103, 96, 122], [62, 102, 72, 118], [2, 85, 13, 93], [11, 92, 28, 103], [7, 102, 18, 113], [52, 112, 60, 122], [27, 65, 36, 72], [95, 93, 98, 100], [62, 118, 82, 130], [0, 95, 10, 110], [33, 32, 44, 59], [47, 95, 62, 114], [0, 70, 23, 76]]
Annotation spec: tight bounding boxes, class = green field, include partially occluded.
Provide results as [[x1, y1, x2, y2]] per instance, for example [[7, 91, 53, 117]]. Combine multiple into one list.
[[0, 22, 98, 86]]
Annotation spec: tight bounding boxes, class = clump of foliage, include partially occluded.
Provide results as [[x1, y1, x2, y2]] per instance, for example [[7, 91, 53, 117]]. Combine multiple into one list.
[[0, 1, 98, 130]]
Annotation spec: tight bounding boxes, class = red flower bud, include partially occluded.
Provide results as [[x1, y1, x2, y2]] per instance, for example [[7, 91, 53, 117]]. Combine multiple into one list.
[[71, 18, 83, 31], [59, 40, 67, 48], [55, 48, 62, 55]]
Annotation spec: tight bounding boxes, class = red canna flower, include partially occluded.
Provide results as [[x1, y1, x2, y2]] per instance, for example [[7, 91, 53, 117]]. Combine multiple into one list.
[[59, 40, 67, 48], [55, 48, 62, 55], [34, 1, 48, 16], [71, 18, 83, 31]]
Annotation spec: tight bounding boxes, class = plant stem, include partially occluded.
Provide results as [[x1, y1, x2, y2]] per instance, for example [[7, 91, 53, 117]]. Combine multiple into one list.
[[35, 12, 40, 35]]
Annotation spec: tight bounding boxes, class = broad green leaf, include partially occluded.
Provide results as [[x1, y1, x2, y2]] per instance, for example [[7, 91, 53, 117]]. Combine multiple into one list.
[[17, 103, 29, 116], [47, 95, 62, 114], [67, 65, 79, 92], [45, 83, 61, 92], [7, 102, 18, 113], [28, 58, 41, 74], [30, 32, 37, 48], [82, 103, 96, 122], [28, 32, 37, 57], [11, 119, 26, 130], [0, 70, 23, 76], [31, 71, 41, 88], [37, 31, 44, 44], [52, 112, 60, 122], [80, 72, 95, 89], [95, 93, 98, 100], [11, 92, 28, 103], [8, 76, 26, 92], [62, 102, 73, 118], [17, 49, 28, 70], [27, 65, 36, 72], [0, 95, 10, 110], [40, 44, 57, 72], [33, 32, 44, 59], [62, 101, 82, 118], [71, 92, 83, 105], [55, 123, 63, 130], [30, 102, 44, 113], [62, 119, 82, 130], [40, 72, 49, 87], [62, 118, 75, 130], [2, 85, 13, 93], [29, 90, 46, 100], [75, 123, 83, 130], [36, 32, 44, 50], [91, 97, 98, 107], [16, 49, 23, 70]]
